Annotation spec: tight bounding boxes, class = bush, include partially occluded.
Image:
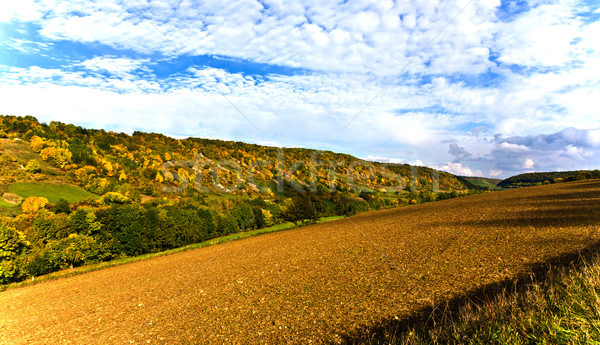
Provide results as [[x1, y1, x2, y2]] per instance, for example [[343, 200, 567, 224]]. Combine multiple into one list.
[[25, 159, 42, 173], [100, 192, 130, 205], [54, 199, 71, 214], [21, 196, 49, 213]]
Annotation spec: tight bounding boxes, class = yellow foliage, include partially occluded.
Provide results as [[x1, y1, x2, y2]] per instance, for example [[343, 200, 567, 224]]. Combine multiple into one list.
[[21, 196, 49, 213], [261, 209, 274, 226], [103, 160, 113, 176], [40, 147, 57, 161], [155, 172, 164, 183], [30, 135, 45, 152], [75, 166, 96, 181], [164, 152, 172, 161], [177, 168, 189, 181], [118, 171, 127, 181]]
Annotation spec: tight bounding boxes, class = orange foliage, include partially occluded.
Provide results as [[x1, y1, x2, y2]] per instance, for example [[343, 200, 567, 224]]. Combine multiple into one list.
[[21, 196, 49, 213]]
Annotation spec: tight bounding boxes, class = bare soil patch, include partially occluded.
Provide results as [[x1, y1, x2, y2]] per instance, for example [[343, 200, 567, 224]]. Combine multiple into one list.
[[1, 180, 600, 344]]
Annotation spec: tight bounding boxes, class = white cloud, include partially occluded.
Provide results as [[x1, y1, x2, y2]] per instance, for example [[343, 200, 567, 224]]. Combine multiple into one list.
[[0, 0, 598, 180], [1, 38, 52, 54], [17, 0, 501, 76], [499, 142, 530, 153], [495, 2, 580, 67], [489, 169, 502, 177], [364, 155, 407, 164], [523, 158, 535, 169], [0, 0, 41, 22], [78, 57, 150, 77], [439, 162, 474, 176]]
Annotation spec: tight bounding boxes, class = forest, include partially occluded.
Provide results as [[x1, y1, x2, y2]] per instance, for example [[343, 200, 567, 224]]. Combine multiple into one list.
[[0, 115, 477, 284], [497, 170, 600, 188]]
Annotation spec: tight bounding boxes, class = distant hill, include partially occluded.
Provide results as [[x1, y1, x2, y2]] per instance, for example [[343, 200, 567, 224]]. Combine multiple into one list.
[[384, 164, 482, 191], [459, 176, 502, 190], [498, 170, 600, 188]]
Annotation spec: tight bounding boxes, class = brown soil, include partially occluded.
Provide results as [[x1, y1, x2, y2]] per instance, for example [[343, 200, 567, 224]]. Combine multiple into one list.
[[1, 180, 600, 344]]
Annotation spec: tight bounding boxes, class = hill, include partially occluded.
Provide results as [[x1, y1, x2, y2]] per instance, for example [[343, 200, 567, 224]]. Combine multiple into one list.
[[459, 176, 502, 190], [0, 115, 473, 198], [498, 170, 600, 188], [1, 180, 599, 343], [0, 114, 479, 284]]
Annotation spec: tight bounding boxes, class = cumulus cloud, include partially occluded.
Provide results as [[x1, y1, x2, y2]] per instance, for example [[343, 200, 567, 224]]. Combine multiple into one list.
[[438, 162, 474, 177], [499, 142, 530, 153], [6, 0, 501, 76], [523, 158, 535, 169], [77, 57, 150, 77], [0, 0, 598, 180], [448, 142, 472, 162], [0, 0, 41, 22]]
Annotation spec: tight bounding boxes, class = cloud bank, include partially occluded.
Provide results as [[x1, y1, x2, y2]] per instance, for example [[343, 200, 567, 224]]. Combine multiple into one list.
[[0, 0, 598, 178]]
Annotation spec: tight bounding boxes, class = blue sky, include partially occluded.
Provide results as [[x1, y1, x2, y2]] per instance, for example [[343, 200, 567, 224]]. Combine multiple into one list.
[[0, 0, 598, 178]]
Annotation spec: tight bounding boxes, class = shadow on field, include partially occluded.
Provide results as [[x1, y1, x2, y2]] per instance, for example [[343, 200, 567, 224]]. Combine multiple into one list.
[[337, 240, 600, 345], [337, 180, 600, 344]]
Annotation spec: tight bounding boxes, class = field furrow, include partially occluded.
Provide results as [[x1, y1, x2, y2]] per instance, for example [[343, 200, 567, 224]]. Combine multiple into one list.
[[1, 180, 600, 344]]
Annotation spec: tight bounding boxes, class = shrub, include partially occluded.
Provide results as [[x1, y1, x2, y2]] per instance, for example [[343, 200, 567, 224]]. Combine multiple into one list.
[[21, 196, 49, 213], [25, 159, 42, 173]]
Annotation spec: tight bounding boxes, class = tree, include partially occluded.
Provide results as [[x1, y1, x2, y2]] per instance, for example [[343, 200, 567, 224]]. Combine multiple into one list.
[[0, 225, 29, 284], [54, 199, 71, 214], [48, 234, 102, 269], [283, 194, 317, 225], [21, 196, 49, 213], [231, 203, 255, 230]]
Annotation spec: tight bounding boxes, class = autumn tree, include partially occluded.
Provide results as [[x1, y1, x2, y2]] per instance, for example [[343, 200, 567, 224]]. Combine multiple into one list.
[[21, 197, 49, 213]]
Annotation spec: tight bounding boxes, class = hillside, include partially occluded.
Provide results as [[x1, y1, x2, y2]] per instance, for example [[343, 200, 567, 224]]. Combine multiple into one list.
[[498, 170, 600, 188], [0, 115, 472, 198], [0, 114, 478, 284], [1, 180, 599, 344], [459, 176, 502, 190]]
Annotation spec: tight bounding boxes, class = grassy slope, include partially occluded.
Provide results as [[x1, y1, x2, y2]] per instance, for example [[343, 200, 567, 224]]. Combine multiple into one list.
[[460, 176, 502, 190], [394, 254, 600, 345], [8, 182, 97, 204]]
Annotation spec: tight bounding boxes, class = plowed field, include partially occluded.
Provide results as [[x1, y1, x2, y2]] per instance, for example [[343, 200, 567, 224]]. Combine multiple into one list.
[[2, 180, 600, 344]]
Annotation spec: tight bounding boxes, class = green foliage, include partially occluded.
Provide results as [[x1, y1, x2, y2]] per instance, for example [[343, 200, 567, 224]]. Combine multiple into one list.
[[498, 170, 600, 188], [231, 203, 255, 230], [54, 199, 71, 214], [283, 194, 318, 225], [0, 225, 28, 284], [48, 234, 103, 269], [0, 115, 482, 285]]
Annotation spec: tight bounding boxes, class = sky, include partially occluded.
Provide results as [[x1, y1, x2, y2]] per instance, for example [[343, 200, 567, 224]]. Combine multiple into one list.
[[0, 0, 598, 179]]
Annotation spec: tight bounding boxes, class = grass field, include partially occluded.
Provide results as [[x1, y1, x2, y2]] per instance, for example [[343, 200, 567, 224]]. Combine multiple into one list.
[[0, 199, 15, 207], [7, 182, 97, 204], [1, 180, 599, 344]]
